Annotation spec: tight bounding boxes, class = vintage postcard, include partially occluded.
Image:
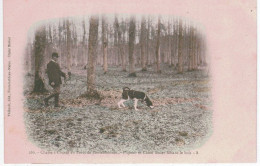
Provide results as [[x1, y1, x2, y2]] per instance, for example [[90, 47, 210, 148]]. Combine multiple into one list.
[[3, 0, 257, 164]]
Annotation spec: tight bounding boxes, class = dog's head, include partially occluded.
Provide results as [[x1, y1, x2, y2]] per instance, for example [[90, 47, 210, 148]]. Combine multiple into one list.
[[123, 87, 130, 91], [122, 87, 130, 100], [145, 97, 154, 108]]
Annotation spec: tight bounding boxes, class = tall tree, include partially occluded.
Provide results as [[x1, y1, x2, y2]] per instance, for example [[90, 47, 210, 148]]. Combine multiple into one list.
[[115, 17, 126, 72], [128, 16, 136, 76], [121, 19, 127, 71], [140, 17, 147, 71], [155, 16, 161, 73], [25, 42, 33, 74], [193, 30, 198, 70], [66, 20, 72, 72], [114, 16, 119, 66], [48, 25, 53, 43], [82, 19, 87, 65], [172, 19, 178, 68], [188, 25, 193, 71], [167, 19, 171, 66], [72, 23, 78, 67], [58, 20, 63, 66], [32, 26, 48, 93], [196, 34, 202, 67], [102, 16, 108, 74], [86, 16, 99, 95], [46, 24, 54, 63], [146, 16, 150, 66], [177, 19, 183, 73]]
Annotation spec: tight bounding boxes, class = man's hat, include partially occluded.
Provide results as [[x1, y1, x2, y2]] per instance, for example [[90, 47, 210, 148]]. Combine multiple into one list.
[[52, 52, 59, 58]]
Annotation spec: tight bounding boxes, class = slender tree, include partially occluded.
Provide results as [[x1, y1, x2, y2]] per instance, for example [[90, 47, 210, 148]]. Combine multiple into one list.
[[167, 19, 171, 66], [86, 16, 99, 96], [155, 16, 161, 73], [115, 18, 126, 72], [82, 19, 87, 66], [188, 25, 193, 71], [128, 16, 136, 76], [114, 16, 119, 66], [72, 24, 77, 67], [66, 20, 72, 73], [196, 34, 202, 67], [140, 17, 147, 71], [193, 29, 198, 70], [32, 26, 48, 93], [46, 24, 54, 63], [102, 16, 108, 74], [25, 42, 33, 74], [177, 19, 183, 73], [171, 19, 177, 67], [121, 19, 127, 71], [58, 20, 63, 66], [146, 16, 150, 66], [48, 25, 53, 43]]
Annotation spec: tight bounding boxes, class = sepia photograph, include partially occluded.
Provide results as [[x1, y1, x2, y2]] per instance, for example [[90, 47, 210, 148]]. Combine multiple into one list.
[[23, 14, 211, 153]]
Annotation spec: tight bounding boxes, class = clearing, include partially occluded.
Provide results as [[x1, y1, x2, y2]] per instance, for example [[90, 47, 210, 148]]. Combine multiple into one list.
[[24, 65, 212, 153]]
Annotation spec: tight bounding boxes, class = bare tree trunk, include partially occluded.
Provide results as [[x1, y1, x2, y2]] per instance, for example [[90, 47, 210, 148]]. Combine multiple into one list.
[[140, 17, 147, 71], [82, 19, 88, 67], [116, 18, 126, 72], [146, 17, 150, 66], [48, 25, 53, 44], [71, 24, 77, 67], [108, 25, 112, 66], [167, 19, 171, 66], [58, 20, 62, 67], [183, 23, 188, 70], [25, 43, 32, 74], [33, 26, 48, 93], [188, 26, 193, 71], [87, 16, 99, 95], [191, 29, 195, 70], [102, 16, 108, 74], [128, 16, 136, 76], [121, 20, 127, 71], [66, 20, 72, 72], [193, 32, 198, 70], [177, 19, 183, 73], [31, 43, 35, 73], [114, 17, 119, 66], [46, 24, 54, 63], [197, 36, 201, 67], [171, 20, 177, 67], [155, 17, 161, 73]]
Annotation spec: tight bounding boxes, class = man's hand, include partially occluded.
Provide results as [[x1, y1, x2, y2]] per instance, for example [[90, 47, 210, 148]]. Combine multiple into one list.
[[64, 75, 67, 83], [51, 82, 55, 86]]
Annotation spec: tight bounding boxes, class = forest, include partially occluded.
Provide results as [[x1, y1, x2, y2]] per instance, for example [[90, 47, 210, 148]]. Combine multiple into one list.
[[24, 15, 211, 153]]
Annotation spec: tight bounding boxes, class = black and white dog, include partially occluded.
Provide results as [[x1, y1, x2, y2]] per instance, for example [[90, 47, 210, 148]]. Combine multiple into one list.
[[118, 87, 154, 110]]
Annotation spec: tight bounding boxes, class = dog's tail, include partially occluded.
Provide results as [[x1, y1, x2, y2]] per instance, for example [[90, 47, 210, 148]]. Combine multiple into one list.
[[123, 87, 130, 91]]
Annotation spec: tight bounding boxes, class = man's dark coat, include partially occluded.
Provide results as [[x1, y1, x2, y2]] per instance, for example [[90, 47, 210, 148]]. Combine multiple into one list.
[[46, 60, 66, 86]]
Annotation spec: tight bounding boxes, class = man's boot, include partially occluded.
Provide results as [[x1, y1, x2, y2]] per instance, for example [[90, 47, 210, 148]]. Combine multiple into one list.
[[44, 98, 49, 106], [54, 94, 60, 107], [44, 93, 56, 107]]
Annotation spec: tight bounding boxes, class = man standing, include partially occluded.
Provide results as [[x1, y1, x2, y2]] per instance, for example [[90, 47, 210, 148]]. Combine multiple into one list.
[[44, 52, 66, 107]]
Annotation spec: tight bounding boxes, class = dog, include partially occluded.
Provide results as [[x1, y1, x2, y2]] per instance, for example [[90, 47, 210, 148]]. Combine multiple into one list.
[[118, 87, 154, 110]]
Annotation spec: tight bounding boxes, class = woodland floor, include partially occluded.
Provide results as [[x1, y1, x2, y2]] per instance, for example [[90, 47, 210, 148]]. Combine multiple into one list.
[[24, 65, 212, 153]]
